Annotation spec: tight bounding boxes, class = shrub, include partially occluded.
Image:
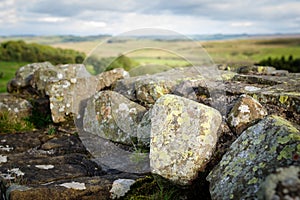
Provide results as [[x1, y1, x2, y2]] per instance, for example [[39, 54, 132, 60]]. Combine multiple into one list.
[[257, 55, 300, 73], [0, 40, 85, 65]]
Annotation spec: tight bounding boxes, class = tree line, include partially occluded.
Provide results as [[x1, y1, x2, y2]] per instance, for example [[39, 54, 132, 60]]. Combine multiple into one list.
[[0, 40, 85, 65], [257, 55, 300, 73], [85, 54, 139, 74]]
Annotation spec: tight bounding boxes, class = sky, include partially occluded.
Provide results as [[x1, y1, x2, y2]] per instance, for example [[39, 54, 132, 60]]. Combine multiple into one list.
[[0, 0, 300, 36]]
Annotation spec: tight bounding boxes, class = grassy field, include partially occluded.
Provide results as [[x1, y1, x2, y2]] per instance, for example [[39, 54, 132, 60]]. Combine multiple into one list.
[[203, 38, 300, 65], [51, 37, 300, 67], [0, 61, 29, 93], [0, 36, 299, 93]]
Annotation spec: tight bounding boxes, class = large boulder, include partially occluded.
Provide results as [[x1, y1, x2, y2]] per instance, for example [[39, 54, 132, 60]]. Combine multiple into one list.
[[207, 115, 300, 200], [83, 90, 147, 145], [150, 94, 222, 185]]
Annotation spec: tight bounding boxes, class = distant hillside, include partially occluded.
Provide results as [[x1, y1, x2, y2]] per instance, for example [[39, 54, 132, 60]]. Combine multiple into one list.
[[0, 40, 85, 64], [0, 35, 110, 45]]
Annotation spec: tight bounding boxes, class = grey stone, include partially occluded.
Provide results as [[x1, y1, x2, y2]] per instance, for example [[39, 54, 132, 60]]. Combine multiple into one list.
[[83, 90, 147, 145], [258, 166, 300, 200], [137, 110, 152, 147], [114, 67, 210, 106], [110, 179, 135, 199], [207, 115, 300, 200], [46, 68, 128, 123], [150, 94, 222, 185], [7, 62, 55, 96], [0, 94, 32, 119]]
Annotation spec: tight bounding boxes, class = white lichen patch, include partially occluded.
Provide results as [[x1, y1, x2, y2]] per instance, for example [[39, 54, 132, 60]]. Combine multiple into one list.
[[118, 103, 129, 112], [58, 106, 65, 112], [59, 181, 86, 190], [62, 81, 71, 88], [8, 168, 25, 176], [227, 94, 267, 134], [35, 165, 54, 170], [238, 105, 250, 113], [70, 78, 77, 84], [229, 114, 240, 127], [0, 145, 14, 152], [0, 155, 7, 163], [57, 73, 63, 79], [244, 86, 261, 92]]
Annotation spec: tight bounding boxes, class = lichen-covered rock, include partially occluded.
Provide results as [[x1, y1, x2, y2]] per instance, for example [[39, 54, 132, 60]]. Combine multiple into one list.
[[5, 177, 113, 200], [207, 115, 300, 200], [248, 83, 300, 116], [113, 76, 141, 102], [135, 78, 175, 105], [150, 94, 222, 185], [7, 62, 55, 96], [83, 91, 147, 145], [46, 68, 128, 123], [237, 65, 276, 75], [110, 179, 135, 199], [0, 94, 32, 118], [258, 166, 300, 200], [114, 67, 207, 106], [137, 110, 152, 147], [33, 64, 90, 97], [7, 62, 90, 98], [172, 80, 201, 101], [227, 94, 268, 134]]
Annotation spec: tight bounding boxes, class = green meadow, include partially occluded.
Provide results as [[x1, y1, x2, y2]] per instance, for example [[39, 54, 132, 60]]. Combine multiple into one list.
[[0, 61, 29, 93], [50, 37, 300, 65], [0, 36, 300, 92]]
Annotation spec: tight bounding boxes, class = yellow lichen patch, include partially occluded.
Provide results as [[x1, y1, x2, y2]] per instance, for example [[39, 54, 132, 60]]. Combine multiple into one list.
[[247, 177, 258, 185], [258, 162, 266, 168], [278, 135, 292, 144], [277, 146, 295, 160], [283, 92, 300, 96], [155, 84, 169, 97], [221, 71, 236, 80], [272, 115, 299, 133], [257, 66, 265, 73], [252, 94, 258, 100], [279, 95, 288, 104], [297, 144, 300, 154]]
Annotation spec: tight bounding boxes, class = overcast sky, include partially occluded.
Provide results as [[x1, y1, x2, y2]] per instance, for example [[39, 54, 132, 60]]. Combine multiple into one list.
[[1, 0, 300, 36]]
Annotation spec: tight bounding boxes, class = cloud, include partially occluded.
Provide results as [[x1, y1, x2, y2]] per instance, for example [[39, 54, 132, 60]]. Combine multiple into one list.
[[0, 0, 299, 35], [0, 0, 19, 25], [231, 22, 254, 27]]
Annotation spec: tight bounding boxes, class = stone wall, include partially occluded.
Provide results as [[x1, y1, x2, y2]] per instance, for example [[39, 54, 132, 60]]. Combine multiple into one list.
[[1, 63, 299, 199]]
